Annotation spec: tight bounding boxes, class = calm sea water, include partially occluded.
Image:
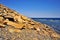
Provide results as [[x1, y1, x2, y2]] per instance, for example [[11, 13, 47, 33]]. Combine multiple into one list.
[[32, 18, 60, 33]]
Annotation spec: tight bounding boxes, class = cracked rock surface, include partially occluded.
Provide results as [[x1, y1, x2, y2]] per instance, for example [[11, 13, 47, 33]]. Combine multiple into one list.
[[0, 4, 60, 40]]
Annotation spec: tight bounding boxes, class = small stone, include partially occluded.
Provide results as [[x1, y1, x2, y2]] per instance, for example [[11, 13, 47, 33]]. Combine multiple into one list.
[[33, 38, 38, 40]]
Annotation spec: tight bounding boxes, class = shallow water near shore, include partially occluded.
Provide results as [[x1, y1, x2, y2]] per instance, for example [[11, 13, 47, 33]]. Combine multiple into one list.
[[32, 18, 60, 33]]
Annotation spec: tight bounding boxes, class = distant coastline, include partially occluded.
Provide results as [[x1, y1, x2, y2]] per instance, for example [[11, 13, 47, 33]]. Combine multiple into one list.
[[32, 18, 60, 33], [32, 18, 60, 20]]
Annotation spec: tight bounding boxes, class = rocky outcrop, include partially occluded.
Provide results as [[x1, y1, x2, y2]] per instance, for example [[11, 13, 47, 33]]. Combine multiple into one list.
[[0, 4, 60, 40]]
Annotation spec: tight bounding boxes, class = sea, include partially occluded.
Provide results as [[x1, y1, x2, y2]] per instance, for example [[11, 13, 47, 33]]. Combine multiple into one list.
[[32, 18, 60, 34]]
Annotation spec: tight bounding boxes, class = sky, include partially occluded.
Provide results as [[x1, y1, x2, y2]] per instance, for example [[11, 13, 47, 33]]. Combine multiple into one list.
[[0, 0, 60, 18]]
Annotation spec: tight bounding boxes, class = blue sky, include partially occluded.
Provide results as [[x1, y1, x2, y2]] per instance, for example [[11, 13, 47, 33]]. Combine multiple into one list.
[[0, 0, 60, 18]]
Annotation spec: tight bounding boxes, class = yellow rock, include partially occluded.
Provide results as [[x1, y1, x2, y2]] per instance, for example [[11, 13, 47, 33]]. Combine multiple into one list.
[[8, 28, 21, 33], [14, 16, 23, 23], [4, 20, 24, 29]]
